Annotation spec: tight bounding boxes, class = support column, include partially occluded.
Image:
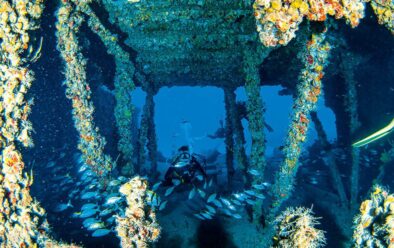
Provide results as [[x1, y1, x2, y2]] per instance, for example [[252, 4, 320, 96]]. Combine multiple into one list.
[[147, 88, 158, 177], [340, 52, 362, 212], [224, 87, 235, 188], [137, 85, 158, 175], [310, 111, 348, 206]]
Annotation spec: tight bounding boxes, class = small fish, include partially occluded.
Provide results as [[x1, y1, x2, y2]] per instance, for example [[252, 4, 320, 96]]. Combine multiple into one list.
[[165, 186, 176, 196], [206, 205, 216, 214], [232, 214, 242, 219], [193, 213, 205, 220], [203, 181, 207, 189], [200, 211, 213, 219], [188, 187, 197, 199], [82, 203, 98, 211], [212, 199, 223, 208], [244, 190, 256, 196], [92, 229, 111, 237], [233, 193, 246, 201], [152, 182, 162, 191], [252, 184, 266, 190], [207, 193, 217, 203], [99, 208, 114, 217], [197, 188, 206, 198], [220, 198, 232, 207], [83, 218, 99, 227], [81, 191, 98, 200], [208, 179, 213, 187], [108, 179, 121, 187], [106, 216, 116, 224], [231, 199, 242, 206], [245, 199, 256, 205], [105, 196, 122, 206], [53, 200, 73, 213], [172, 179, 182, 186], [247, 169, 260, 176], [79, 209, 98, 218], [196, 175, 204, 181], [159, 200, 168, 211], [87, 222, 105, 231], [46, 161, 56, 168], [254, 193, 266, 200]]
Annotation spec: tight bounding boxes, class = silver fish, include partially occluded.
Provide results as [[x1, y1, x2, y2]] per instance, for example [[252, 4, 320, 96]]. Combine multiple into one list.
[[165, 186, 176, 196], [208, 179, 213, 187], [196, 175, 204, 181], [99, 208, 113, 217], [188, 187, 197, 199], [53, 200, 73, 213], [79, 209, 98, 218], [159, 200, 168, 211], [232, 213, 242, 219], [198, 188, 206, 198], [92, 229, 111, 237], [212, 199, 223, 208], [81, 191, 98, 200], [194, 213, 205, 220], [207, 193, 217, 203], [105, 196, 122, 206], [254, 193, 266, 200], [81, 203, 98, 211], [231, 199, 242, 206], [200, 211, 213, 219], [152, 182, 162, 191], [252, 184, 266, 190], [108, 179, 121, 187], [87, 222, 105, 231], [172, 179, 182, 186], [206, 205, 216, 214], [83, 218, 99, 227], [247, 169, 260, 176]]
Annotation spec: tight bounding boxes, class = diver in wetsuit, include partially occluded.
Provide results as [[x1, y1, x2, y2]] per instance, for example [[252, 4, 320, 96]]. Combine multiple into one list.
[[163, 146, 207, 186]]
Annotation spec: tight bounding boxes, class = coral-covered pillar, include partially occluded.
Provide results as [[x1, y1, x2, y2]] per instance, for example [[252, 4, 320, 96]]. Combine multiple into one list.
[[340, 52, 362, 211], [224, 87, 235, 188], [137, 85, 158, 175], [270, 32, 331, 217]]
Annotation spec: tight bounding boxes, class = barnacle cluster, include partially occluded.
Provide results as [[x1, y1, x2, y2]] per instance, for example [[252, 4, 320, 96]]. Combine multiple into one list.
[[116, 177, 161, 248], [353, 185, 394, 247], [55, 0, 113, 178], [272, 31, 330, 210], [253, 0, 392, 47], [272, 207, 326, 248]]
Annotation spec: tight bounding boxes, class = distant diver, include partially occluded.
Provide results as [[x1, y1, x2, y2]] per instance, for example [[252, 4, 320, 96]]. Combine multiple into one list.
[[352, 117, 394, 148], [207, 102, 274, 140], [163, 146, 207, 186]]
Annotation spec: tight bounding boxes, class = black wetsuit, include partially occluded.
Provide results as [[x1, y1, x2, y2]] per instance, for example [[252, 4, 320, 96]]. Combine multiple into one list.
[[164, 153, 207, 185]]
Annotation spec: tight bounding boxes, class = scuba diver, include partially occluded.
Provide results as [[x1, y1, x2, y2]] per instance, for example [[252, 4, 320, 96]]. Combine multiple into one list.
[[163, 146, 207, 186]]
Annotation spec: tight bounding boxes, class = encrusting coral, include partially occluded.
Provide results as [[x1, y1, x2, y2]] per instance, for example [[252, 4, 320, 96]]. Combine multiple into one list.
[[253, 0, 393, 47], [0, 0, 80, 246], [55, 0, 113, 178], [271, 30, 330, 214], [116, 177, 161, 248], [272, 207, 326, 248], [353, 185, 394, 247]]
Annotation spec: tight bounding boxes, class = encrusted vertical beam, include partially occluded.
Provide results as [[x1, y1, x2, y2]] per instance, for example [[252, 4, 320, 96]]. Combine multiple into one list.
[[56, 0, 113, 179], [270, 32, 331, 217], [242, 47, 271, 225], [340, 52, 362, 211], [224, 87, 235, 188], [0, 1, 79, 246], [242, 48, 268, 184], [137, 86, 157, 174], [147, 88, 158, 177], [82, 5, 137, 176], [310, 111, 348, 206]]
